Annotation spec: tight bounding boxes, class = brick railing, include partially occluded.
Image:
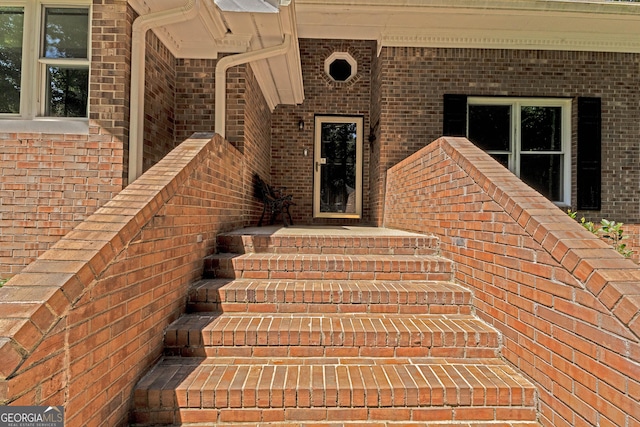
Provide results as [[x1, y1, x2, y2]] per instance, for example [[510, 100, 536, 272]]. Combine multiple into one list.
[[0, 134, 246, 426], [384, 137, 640, 427]]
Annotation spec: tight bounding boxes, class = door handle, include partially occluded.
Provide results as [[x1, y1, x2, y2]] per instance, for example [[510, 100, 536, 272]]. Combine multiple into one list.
[[316, 157, 327, 172]]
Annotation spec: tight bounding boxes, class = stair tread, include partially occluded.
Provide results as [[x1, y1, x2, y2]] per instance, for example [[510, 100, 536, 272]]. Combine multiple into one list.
[[217, 230, 437, 252], [135, 356, 536, 409], [165, 313, 500, 351], [205, 423, 541, 427], [173, 312, 488, 320], [219, 226, 432, 238]]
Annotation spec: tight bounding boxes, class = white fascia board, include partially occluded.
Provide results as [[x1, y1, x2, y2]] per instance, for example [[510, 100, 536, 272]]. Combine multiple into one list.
[[297, 1, 640, 53], [295, 0, 640, 15], [380, 30, 640, 53]]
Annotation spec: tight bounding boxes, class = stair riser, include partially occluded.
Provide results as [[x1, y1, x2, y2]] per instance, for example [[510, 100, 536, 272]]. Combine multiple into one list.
[[188, 279, 472, 314], [217, 235, 439, 256], [188, 302, 472, 315], [213, 271, 454, 282], [165, 346, 499, 359], [205, 257, 453, 281], [165, 326, 499, 350], [133, 406, 538, 425], [190, 282, 471, 305]]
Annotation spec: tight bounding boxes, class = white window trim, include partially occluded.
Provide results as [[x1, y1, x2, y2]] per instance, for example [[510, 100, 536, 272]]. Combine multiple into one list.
[[0, 0, 91, 127], [467, 97, 572, 206]]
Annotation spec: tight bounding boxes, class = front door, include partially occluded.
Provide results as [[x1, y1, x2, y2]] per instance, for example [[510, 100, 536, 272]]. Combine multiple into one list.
[[313, 116, 363, 219]]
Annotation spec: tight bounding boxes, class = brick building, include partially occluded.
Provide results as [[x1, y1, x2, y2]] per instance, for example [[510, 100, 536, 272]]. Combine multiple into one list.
[[2, 0, 640, 276], [1, 1, 640, 426]]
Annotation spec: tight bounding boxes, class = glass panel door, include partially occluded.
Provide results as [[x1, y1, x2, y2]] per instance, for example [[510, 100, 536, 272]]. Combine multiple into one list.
[[313, 116, 363, 218]]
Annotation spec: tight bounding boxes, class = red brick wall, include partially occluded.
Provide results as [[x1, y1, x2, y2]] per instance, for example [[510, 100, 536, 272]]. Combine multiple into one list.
[[0, 4, 275, 277], [272, 39, 375, 225], [385, 136, 640, 427], [373, 47, 640, 225], [175, 58, 217, 144], [618, 223, 640, 264], [0, 134, 246, 426], [243, 65, 273, 225], [143, 30, 177, 173], [369, 49, 383, 226], [90, 0, 132, 173], [174, 59, 271, 227], [0, 133, 124, 277], [0, 2, 132, 278], [226, 63, 247, 151]]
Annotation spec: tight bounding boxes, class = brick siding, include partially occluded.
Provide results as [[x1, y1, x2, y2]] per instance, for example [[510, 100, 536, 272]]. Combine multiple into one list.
[[385, 136, 640, 427], [0, 3, 274, 277], [243, 65, 274, 225], [174, 58, 271, 226], [0, 134, 248, 426], [369, 50, 383, 227], [371, 47, 640, 225], [272, 39, 375, 225], [0, 133, 124, 277], [89, 0, 132, 164], [620, 223, 640, 264], [175, 58, 217, 144], [0, 2, 132, 277], [143, 30, 177, 173]]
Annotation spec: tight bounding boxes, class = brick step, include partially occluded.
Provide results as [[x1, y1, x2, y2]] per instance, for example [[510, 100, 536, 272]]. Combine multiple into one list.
[[187, 422, 541, 427], [164, 313, 500, 358], [204, 253, 454, 281], [187, 279, 472, 314], [216, 227, 438, 255], [194, 422, 541, 427], [132, 357, 537, 425]]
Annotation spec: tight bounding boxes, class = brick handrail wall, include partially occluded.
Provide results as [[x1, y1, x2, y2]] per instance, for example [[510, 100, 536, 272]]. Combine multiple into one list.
[[0, 134, 245, 426], [384, 137, 640, 427]]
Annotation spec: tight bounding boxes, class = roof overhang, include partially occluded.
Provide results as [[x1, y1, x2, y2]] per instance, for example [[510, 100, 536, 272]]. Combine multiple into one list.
[[126, 0, 640, 111], [296, 0, 640, 54], [127, 0, 304, 108]]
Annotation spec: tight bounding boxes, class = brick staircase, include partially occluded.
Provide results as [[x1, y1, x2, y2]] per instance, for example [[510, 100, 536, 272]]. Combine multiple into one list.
[[132, 226, 539, 426]]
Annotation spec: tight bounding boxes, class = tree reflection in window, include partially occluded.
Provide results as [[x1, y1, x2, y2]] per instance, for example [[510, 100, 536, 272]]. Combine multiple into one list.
[[45, 66, 89, 117], [320, 122, 357, 213], [0, 7, 24, 114], [43, 8, 88, 59], [42, 7, 89, 117]]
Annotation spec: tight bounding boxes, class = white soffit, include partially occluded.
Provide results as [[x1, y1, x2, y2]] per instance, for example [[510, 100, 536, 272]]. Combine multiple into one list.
[[215, 0, 279, 13], [128, 0, 304, 106], [128, 0, 251, 58], [295, 0, 640, 53], [220, 1, 304, 107]]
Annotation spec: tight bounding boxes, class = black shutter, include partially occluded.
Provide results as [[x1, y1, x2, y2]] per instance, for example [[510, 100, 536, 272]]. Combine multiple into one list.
[[443, 94, 468, 137], [577, 97, 602, 210]]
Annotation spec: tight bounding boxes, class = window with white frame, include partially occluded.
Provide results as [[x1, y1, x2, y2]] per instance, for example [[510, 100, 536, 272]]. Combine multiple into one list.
[[467, 97, 571, 205], [0, 2, 90, 119]]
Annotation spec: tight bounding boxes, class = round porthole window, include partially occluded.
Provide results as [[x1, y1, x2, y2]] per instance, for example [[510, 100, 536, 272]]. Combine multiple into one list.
[[325, 52, 357, 83]]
